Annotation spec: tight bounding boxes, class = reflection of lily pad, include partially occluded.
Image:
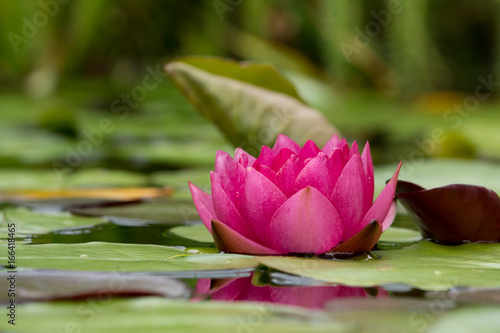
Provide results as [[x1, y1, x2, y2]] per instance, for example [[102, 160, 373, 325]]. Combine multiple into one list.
[[2, 242, 256, 272], [169, 224, 213, 243], [0, 270, 191, 302], [0, 207, 108, 238], [257, 241, 500, 291]]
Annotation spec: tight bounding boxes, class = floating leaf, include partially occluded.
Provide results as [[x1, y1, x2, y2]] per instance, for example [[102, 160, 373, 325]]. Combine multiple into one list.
[[1, 242, 256, 272], [169, 225, 213, 243], [396, 180, 500, 244], [257, 241, 500, 291], [0, 207, 108, 238], [165, 57, 339, 152]]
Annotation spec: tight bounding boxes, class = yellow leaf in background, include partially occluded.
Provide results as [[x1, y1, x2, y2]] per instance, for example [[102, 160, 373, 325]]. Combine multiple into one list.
[[0, 186, 173, 201]]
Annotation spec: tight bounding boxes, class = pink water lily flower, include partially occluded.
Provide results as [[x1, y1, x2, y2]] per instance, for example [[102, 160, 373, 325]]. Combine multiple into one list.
[[189, 134, 402, 255]]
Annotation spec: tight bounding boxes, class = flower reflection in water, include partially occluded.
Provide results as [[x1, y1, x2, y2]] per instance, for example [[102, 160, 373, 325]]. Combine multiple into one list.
[[196, 274, 387, 309]]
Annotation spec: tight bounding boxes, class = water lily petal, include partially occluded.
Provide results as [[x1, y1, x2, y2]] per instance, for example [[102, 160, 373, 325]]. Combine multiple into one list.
[[253, 164, 277, 182], [330, 155, 368, 239], [322, 135, 341, 156], [359, 162, 402, 233], [254, 145, 277, 169], [381, 200, 397, 230], [212, 220, 281, 255], [291, 152, 335, 198], [273, 134, 301, 154], [349, 140, 360, 159], [189, 182, 216, 233], [274, 154, 302, 196], [329, 220, 383, 253], [240, 167, 287, 239], [211, 172, 258, 241], [215, 150, 245, 202], [270, 148, 296, 172], [265, 187, 343, 254], [298, 140, 321, 161], [234, 148, 256, 167], [361, 142, 374, 205]]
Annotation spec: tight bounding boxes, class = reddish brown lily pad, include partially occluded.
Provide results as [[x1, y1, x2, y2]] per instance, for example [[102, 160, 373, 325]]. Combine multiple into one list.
[[396, 180, 500, 244]]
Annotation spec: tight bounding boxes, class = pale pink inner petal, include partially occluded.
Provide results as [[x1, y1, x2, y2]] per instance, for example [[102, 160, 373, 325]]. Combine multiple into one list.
[[265, 187, 344, 254], [210, 172, 259, 241], [291, 152, 335, 198], [330, 155, 368, 240], [189, 182, 216, 233], [273, 134, 301, 154], [239, 167, 288, 241], [358, 162, 402, 233]]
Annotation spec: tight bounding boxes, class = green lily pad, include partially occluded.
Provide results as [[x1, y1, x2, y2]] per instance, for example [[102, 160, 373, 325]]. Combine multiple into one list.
[[257, 241, 500, 291], [1, 242, 256, 272], [0, 207, 108, 238], [169, 225, 213, 243], [378, 227, 422, 243]]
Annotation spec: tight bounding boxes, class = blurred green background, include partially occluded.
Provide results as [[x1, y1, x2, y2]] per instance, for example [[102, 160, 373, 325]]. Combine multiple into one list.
[[1, 0, 499, 192]]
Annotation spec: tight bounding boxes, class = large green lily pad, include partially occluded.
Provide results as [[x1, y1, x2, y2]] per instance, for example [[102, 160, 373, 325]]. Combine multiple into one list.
[[0, 207, 108, 238], [1, 242, 256, 272], [257, 241, 500, 291]]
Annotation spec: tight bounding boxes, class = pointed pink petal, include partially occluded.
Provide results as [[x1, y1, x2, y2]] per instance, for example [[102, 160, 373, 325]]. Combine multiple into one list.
[[210, 172, 258, 241], [215, 151, 246, 202], [273, 134, 300, 153], [212, 220, 281, 255], [270, 148, 295, 172], [234, 148, 256, 167], [327, 148, 343, 188], [322, 135, 341, 156], [298, 140, 321, 161], [265, 187, 344, 254], [240, 167, 287, 239], [330, 155, 368, 240], [337, 138, 350, 166], [253, 164, 276, 182], [291, 152, 335, 198], [274, 154, 302, 196], [349, 141, 360, 159], [358, 162, 402, 233], [253, 145, 277, 170], [381, 200, 397, 230], [361, 142, 374, 205], [189, 182, 216, 233]]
